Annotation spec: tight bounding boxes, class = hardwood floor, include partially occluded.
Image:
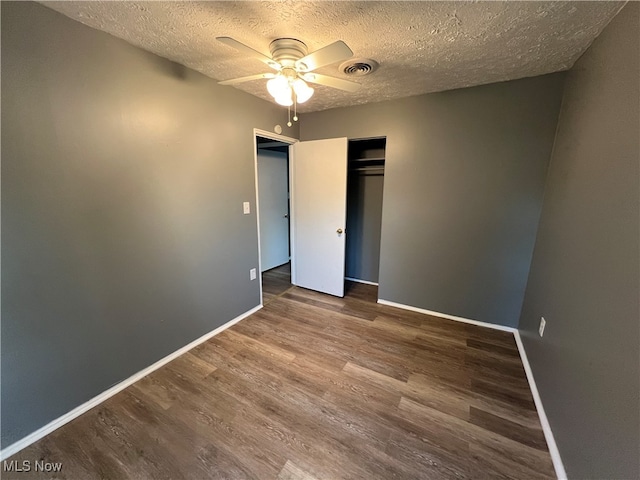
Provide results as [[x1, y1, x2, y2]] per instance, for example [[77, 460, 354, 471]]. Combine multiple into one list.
[[4, 278, 556, 479], [262, 263, 292, 305]]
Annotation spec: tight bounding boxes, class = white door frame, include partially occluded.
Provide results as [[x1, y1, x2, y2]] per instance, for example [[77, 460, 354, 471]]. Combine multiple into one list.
[[253, 128, 298, 305]]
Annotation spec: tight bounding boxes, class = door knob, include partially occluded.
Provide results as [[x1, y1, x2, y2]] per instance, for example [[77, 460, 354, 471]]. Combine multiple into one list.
[[337, 228, 343, 234]]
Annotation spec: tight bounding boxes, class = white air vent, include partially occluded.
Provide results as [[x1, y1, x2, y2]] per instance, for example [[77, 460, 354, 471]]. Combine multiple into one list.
[[339, 58, 379, 76]]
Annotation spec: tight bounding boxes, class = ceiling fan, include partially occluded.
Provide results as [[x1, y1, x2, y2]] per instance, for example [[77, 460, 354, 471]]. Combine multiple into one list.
[[216, 36, 361, 123]]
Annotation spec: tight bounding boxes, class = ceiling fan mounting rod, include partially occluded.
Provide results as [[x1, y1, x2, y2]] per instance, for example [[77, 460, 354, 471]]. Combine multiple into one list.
[[269, 38, 308, 67]]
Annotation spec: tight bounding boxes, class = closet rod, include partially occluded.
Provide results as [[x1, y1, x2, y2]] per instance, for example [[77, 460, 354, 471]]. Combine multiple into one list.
[[350, 167, 385, 172]]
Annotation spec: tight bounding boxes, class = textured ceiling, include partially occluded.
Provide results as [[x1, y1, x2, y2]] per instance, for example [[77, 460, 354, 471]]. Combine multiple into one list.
[[41, 1, 624, 113]]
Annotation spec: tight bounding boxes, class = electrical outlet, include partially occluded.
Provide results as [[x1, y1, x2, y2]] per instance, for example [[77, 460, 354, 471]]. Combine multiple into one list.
[[243, 202, 250, 215], [250, 268, 257, 280], [539, 317, 546, 337]]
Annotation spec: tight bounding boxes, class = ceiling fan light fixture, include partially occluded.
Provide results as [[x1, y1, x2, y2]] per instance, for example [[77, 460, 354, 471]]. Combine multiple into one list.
[[292, 78, 314, 103], [267, 74, 314, 106], [267, 75, 290, 98], [274, 90, 293, 107]]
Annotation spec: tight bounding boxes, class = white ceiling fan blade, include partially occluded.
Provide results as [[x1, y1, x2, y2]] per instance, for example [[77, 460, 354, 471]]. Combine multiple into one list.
[[216, 36, 281, 71], [302, 73, 361, 93], [295, 41, 353, 72], [218, 73, 276, 86]]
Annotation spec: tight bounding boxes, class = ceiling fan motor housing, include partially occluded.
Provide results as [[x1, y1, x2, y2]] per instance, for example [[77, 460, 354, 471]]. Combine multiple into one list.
[[269, 38, 308, 68]]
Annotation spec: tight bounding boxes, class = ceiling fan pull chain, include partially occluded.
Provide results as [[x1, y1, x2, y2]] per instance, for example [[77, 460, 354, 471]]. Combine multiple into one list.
[[293, 95, 299, 122], [287, 103, 292, 127]]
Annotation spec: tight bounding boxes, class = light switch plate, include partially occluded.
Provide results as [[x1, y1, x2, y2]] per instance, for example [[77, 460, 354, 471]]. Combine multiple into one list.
[[539, 317, 546, 337], [250, 268, 257, 280], [243, 202, 250, 214]]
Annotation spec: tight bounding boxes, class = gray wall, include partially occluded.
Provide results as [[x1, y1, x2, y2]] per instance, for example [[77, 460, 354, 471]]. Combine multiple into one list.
[[518, 4, 639, 478], [1, 1, 298, 448], [301, 74, 565, 327]]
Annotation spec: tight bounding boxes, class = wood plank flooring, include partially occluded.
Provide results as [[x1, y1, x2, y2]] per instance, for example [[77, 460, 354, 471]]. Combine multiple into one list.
[[262, 263, 293, 305], [4, 272, 556, 479]]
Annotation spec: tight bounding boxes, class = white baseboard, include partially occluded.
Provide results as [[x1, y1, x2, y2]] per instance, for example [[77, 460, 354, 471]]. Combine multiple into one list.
[[376, 298, 516, 333], [514, 332, 567, 480], [345, 277, 379, 286], [0, 305, 262, 462], [375, 298, 566, 480]]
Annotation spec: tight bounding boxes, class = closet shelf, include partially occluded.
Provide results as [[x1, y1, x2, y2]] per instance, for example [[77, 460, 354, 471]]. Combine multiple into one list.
[[348, 158, 385, 171]]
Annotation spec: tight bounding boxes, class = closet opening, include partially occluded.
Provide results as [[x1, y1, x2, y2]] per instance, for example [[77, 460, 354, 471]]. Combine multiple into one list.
[[345, 137, 386, 287]]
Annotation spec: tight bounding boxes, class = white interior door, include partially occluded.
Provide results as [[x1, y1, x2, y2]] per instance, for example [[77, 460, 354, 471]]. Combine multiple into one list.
[[290, 138, 348, 297], [258, 149, 290, 271]]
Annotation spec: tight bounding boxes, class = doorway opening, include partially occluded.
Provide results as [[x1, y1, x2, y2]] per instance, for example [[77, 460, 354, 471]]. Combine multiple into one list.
[[253, 129, 296, 305]]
